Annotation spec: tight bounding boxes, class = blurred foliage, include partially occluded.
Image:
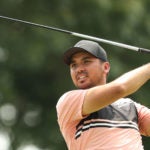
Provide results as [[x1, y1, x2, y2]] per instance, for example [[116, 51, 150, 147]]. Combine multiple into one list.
[[0, 0, 149, 149]]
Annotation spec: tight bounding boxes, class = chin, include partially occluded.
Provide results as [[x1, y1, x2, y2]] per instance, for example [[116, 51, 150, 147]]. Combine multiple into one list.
[[77, 83, 93, 89]]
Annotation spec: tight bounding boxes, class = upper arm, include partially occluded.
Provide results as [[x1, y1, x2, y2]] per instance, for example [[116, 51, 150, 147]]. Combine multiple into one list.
[[82, 82, 125, 115], [82, 64, 150, 116]]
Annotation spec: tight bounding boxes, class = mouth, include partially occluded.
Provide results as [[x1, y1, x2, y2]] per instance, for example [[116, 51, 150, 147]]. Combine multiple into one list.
[[77, 75, 87, 82]]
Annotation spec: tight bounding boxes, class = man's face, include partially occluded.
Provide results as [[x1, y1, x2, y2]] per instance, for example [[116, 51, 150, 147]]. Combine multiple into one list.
[[69, 51, 110, 89]]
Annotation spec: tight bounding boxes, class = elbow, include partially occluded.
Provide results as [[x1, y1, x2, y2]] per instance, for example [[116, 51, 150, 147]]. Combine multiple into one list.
[[113, 83, 129, 98]]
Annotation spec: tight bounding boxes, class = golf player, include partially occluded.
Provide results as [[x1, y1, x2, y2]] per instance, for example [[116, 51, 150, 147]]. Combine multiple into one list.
[[56, 40, 150, 150]]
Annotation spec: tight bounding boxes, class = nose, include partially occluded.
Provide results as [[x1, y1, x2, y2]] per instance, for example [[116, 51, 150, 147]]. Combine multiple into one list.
[[75, 64, 85, 73]]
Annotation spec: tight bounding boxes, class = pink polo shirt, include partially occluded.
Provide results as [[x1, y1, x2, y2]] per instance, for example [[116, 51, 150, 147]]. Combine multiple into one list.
[[56, 90, 150, 150]]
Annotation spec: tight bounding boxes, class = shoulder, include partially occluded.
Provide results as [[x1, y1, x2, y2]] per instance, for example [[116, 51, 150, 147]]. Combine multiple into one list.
[[56, 90, 88, 122], [56, 89, 87, 108]]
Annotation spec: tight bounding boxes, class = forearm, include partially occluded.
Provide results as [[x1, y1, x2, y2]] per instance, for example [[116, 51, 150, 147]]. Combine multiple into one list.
[[113, 63, 150, 97]]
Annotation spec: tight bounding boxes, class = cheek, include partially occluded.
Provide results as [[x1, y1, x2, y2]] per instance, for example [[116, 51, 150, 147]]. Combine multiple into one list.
[[89, 65, 103, 77], [89, 64, 101, 73], [91, 70, 101, 79], [70, 70, 76, 81]]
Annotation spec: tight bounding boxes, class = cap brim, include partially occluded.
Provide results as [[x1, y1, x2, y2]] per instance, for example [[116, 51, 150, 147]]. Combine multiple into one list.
[[63, 47, 88, 65]]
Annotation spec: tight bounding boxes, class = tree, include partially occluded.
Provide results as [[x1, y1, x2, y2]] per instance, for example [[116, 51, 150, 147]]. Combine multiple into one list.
[[0, 0, 149, 149]]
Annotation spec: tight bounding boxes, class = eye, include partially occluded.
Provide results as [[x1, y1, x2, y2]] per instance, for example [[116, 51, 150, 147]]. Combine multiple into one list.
[[84, 59, 91, 64], [70, 63, 77, 69]]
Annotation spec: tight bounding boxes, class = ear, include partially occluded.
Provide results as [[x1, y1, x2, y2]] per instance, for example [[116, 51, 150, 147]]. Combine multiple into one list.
[[103, 62, 110, 75]]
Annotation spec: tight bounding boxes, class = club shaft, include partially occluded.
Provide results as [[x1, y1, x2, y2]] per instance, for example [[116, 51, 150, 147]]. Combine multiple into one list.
[[0, 15, 71, 34], [0, 15, 150, 53], [72, 32, 139, 51]]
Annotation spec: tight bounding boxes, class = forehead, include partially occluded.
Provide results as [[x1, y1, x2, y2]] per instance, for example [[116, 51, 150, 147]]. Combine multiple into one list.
[[70, 51, 97, 62]]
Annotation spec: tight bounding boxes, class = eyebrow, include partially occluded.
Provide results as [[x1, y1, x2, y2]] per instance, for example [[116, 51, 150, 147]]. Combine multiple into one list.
[[70, 56, 94, 64]]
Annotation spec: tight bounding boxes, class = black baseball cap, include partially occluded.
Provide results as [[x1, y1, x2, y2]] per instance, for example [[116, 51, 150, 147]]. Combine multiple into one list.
[[63, 40, 108, 65]]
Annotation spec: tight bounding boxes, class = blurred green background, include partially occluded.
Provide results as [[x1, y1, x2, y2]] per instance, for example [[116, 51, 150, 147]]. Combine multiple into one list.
[[0, 0, 149, 149]]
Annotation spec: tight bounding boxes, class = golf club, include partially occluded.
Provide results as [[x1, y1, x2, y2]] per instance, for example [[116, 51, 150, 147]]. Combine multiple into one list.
[[0, 15, 150, 53]]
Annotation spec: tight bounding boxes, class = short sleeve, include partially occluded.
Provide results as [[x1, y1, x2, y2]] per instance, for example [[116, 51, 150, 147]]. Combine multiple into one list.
[[134, 102, 150, 136], [56, 90, 87, 128]]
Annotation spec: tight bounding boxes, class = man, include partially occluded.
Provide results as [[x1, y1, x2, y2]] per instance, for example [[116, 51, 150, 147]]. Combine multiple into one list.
[[56, 40, 150, 150]]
